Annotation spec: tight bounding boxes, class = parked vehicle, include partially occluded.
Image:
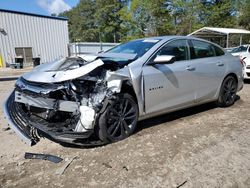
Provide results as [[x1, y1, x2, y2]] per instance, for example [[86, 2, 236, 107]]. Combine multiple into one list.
[[4, 36, 244, 146], [241, 54, 250, 79], [225, 47, 236, 53], [231, 44, 250, 57]]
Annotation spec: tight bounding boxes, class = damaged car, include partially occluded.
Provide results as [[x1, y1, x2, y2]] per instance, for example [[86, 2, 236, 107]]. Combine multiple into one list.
[[4, 36, 244, 146]]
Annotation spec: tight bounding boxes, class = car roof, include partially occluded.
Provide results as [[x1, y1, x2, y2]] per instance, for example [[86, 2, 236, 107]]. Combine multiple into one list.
[[124, 35, 225, 54], [137, 35, 189, 41], [137, 35, 214, 42], [138, 35, 223, 48]]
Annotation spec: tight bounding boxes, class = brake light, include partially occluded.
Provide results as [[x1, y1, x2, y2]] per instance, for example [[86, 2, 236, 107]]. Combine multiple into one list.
[[240, 56, 246, 66], [240, 59, 244, 66]]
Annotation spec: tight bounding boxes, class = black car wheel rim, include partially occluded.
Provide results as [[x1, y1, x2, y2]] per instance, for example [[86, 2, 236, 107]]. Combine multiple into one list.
[[106, 98, 137, 139], [222, 78, 237, 105]]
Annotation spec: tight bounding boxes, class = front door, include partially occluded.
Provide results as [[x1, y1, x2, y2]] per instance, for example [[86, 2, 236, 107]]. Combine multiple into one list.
[[143, 39, 196, 114]]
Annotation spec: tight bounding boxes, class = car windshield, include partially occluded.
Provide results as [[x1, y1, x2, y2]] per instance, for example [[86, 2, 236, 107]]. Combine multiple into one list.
[[231, 45, 248, 53], [107, 39, 161, 58]]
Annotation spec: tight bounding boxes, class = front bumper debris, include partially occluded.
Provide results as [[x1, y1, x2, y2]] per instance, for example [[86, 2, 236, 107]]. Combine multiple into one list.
[[3, 92, 34, 145], [24, 152, 63, 163], [3, 92, 105, 147], [15, 91, 79, 113]]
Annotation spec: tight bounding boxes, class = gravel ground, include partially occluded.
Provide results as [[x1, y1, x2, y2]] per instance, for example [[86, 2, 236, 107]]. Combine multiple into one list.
[[0, 80, 250, 188]]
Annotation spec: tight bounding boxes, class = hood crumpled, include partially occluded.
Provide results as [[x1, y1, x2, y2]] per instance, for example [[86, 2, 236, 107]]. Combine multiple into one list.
[[22, 56, 104, 83]]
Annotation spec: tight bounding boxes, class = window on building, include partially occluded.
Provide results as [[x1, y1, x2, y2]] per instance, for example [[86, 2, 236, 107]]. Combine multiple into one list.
[[15, 47, 33, 66]]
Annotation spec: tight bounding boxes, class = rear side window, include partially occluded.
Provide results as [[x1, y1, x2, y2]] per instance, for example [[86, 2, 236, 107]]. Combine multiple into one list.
[[213, 45, 225, 56], [191, 40, 216, 59]]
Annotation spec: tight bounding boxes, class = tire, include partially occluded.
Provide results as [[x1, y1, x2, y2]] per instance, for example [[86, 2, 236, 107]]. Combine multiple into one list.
[[216, 75, 238, 107], [97, 93, 138, 143]]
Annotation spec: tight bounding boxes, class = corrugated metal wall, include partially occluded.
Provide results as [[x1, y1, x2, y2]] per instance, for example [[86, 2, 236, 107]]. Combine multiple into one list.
[[0, 10, 69, 67]]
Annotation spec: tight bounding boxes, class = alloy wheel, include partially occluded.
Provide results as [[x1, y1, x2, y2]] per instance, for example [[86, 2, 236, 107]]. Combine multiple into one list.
[[106, 97, 137, 140], [222, 77, 237, 105]]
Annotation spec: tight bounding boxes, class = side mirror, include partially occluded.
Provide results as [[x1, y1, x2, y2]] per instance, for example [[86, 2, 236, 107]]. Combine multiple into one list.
[[153, 55, 175, 64]]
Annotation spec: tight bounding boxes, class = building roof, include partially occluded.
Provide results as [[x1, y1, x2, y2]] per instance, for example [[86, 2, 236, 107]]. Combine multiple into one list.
[[0, 8, 68, 21], [188, 27, 250, 36]]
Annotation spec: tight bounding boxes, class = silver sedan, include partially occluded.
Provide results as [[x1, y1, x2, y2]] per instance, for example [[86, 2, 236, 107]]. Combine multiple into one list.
[[4, 36, 244, 146]]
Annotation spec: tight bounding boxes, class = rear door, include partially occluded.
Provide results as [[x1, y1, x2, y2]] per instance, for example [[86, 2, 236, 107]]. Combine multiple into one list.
[[189, 40, 227, 102], [142, 39, 197, 114]]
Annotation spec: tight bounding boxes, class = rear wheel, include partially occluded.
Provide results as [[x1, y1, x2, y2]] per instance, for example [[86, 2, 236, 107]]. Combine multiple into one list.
[[216, 76, 238, 107], [97, 93, 138, 143]]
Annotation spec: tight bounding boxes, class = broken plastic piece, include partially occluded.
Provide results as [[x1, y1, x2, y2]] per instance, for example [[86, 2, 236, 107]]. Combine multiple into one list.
[[24, 152, 63, 163], [55, 156, 77, 175]]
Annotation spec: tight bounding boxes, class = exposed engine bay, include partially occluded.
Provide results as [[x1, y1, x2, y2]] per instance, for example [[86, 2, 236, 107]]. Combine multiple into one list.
[[6, 55, 135, 146]]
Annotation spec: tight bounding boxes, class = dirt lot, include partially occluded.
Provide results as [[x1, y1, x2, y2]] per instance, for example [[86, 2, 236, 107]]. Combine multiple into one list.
[[0, 80, 250, 188]]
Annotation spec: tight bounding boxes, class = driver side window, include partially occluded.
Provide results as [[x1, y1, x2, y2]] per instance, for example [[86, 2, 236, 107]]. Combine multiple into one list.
[[155, 40, 189, 61]]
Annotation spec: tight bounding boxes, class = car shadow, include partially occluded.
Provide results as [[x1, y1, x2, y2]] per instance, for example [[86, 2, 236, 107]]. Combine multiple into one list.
[[136, 95, 240, 133], [60, 96, 240, 149], [136, 102, 217, 132]]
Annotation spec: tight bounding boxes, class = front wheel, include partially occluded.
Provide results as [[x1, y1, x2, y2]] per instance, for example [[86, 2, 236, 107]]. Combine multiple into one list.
[[216, 76, 238, 107], [97, 93, 138, 143]]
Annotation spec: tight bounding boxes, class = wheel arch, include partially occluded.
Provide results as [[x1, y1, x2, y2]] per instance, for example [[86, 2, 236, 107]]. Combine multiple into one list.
[[224, 73, 238, 83], [120, 80, 138, 104], [215, 72, 239, 100], [216, 72, 238, 107]]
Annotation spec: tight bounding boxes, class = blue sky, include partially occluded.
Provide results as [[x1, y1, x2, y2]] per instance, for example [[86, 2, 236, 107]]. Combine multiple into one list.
[[0, 0, 79, 15]]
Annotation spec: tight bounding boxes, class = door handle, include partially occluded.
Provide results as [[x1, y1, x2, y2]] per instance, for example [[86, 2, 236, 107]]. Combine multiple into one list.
[[217, 62, 224, 66], [186, 66, 196, 71]]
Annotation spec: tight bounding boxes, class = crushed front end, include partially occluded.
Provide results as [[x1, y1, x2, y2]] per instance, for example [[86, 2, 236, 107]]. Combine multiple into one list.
[[4, 77, 104, 146], [3, 56, 129, 146]]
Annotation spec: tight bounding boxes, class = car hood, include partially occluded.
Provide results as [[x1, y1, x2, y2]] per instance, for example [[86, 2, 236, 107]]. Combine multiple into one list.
[[22, 56, 103, 83], [22, 53, 137, 83]]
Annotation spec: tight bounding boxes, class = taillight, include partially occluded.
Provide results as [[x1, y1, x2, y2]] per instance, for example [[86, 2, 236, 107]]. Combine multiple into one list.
[[240, 59, 244, 66], [240, 56, 246, 66]]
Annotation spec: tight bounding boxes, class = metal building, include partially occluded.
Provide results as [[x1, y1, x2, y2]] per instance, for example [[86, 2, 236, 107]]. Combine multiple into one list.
[[0, 9, 69, 67]]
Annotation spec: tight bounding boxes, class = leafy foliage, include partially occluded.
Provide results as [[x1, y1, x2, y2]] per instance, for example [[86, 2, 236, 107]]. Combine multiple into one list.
[[60, 0, 250, 42], [239, 0, 250, 30]]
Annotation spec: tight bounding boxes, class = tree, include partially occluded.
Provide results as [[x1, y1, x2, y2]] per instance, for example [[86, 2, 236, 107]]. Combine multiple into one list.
[[95, 0, 127, 42], [170, 0, 204, 35], [119, 0, 173, 41], [61, 0, 245, 43], [60, 0, 99, 42], [200, 0, 237, 28], [239, 0, 250, 30]]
